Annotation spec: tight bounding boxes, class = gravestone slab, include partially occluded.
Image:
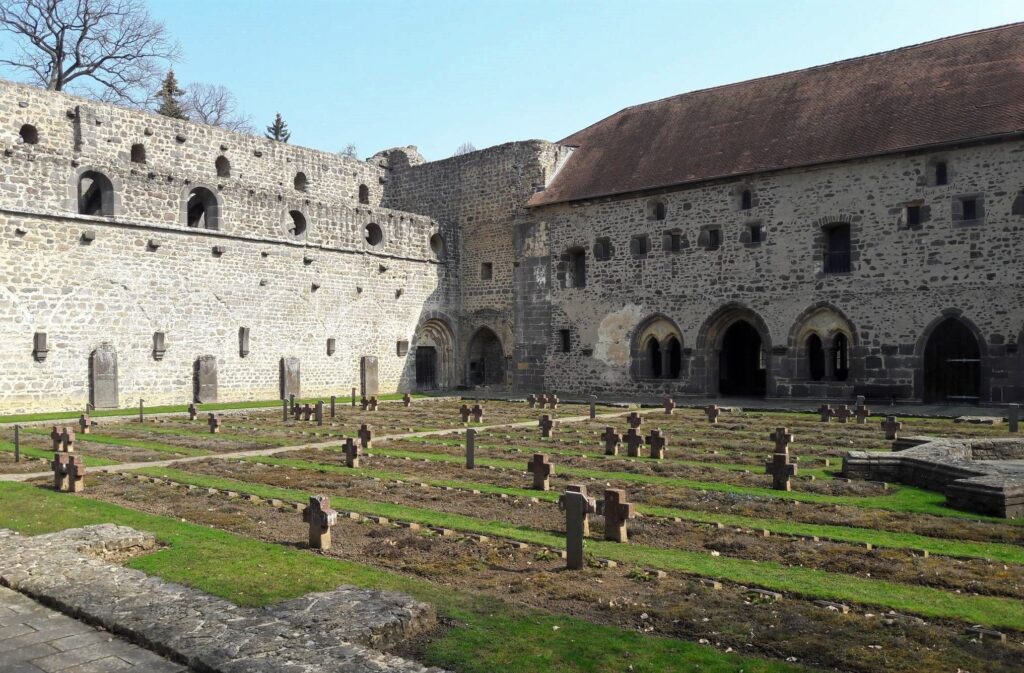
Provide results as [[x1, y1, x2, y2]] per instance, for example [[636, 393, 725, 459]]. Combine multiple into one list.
[[195, 355, 218, 403], [89, 344, 118, 409], [280, 357, 301, 400], [361, 356, 379, 397]]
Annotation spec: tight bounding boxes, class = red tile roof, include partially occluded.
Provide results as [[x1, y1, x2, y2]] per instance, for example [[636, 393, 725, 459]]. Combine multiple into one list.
[[528, 24, 1024, 207]]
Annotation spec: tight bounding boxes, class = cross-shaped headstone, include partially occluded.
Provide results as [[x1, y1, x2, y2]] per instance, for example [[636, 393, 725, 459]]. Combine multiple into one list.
[[601, 427, 621, 456], [367, 396, 379, 411], [818, 404, 834, 423], [527, 453, 553, 491], [598, 488, 635, 542], [208, 413, 221, 434], [51, 453, 70, 492], [646, 428, 667, 459], [78, 414, 92, 434], [855, 395, 866, 408], [60, 427, 75, 452], [66, 455, 85, 493], [301, 404, 314, 421], [704, 404, 721, 424], [289, 393, 296, 408], [663, 397, 676, 414], [765, 448, 798, 491], [459, 404, 472, 423], [834, 405, 854, 423], [527, 394, 537, 409], [187, 403, 198, 421], [547, 395, 560, 409], [881, 415, 903, 441], [471, 404, 484, 423], [624, 427, 644, 457], [770, 426, 794, 453], [343, 437, 361, 468], [855, 404, 870, 424], [315, 401, 324, 426], [564, 484, 591, 536], [358, 423, 373, 449], [50, 425, 63, 451], [361, 396, 370, 411], [558, 488, 596, 570], [539, 414, 555, 438], [302, 495, 338, 550], [403, 393, 412, 407], [626, 411, 643, 429], [465, 428, 476, 469], [292, 404, 303, 421]]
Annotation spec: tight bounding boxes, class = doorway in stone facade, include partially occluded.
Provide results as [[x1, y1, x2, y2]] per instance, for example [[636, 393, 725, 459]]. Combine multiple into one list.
[[467, 327, 504, 386], [719, 320, 766, 397], [416, 347, 438, 390], [923, 318, 981, 403]]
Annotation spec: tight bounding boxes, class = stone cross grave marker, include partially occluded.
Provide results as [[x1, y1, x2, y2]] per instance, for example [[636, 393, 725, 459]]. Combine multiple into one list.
[[208, 413, 221, 434], [589, 395, 597, 419], [663, 397, 676, 414], [881, 416, 903, 441], [465, 428, 476, 469], [601, 427, 621, 456], [598, 488, 636, 542], [1009, 404, 1019, 433], [187, 403, 198, 421], [528, 453, 553, 491], [626, 411, 643, 429], [459, 404, 472, 423], [315, 401, 324, 426], [625, 427, 644, 457], [856, 395, 866, 407], [539, 414, 555, 438], [818, 404, 834, 422], [344, 437, 361, 468], [292, 404, 303, 421], [558, 487, 596, 570], [361, 396, 370, 411], [51, 453, 85, 493], [765, 427, 797, 491], [48, 425, 59, 451], [855, 404, 871, 424], [302, 495, 338, 550], [547, 395, 560, 409], [527, 394, 537, 408], [834, 405, 854, 423], [536, 394, 548, 408], [301, 404, 314, 422], [704, 404, 720, 424], [646, 428, 667, 459], [50, 426, 74, 452], [358, 423, 373, 449], [403, 393, 412, 408], [564, 484, 591, 535], [78, 414, 92, 434], [330, 395, 336, 418], [368, 396, 379, 411], [471, 404, 484, 423]]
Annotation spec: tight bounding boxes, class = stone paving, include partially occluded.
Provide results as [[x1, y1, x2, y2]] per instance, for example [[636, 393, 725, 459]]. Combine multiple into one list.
[[0, 526, 447, 673], [0, 585, 187, 673]]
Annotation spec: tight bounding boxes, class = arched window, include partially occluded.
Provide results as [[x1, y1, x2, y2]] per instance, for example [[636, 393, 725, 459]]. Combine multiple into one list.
[[19, 124, 38, 145], [633, 315, 683, 381], [824, 224, 851, 274], [365, 222, 382, 246], [130, 143, 146, 164], [807, 334, 825, 381], [358, 184, 369, 204], [664, 336, 682, 379], [832, 333, 849, 381], [185, 187, 220, 230], [215, 156, 231, 178], [430, 233, 445, 258], [648, 200, 667, 221], [288, 210, 307, 238], [77, 171, 114, 216], [646, 337, 663, 378], [294, 172, 308, 192]]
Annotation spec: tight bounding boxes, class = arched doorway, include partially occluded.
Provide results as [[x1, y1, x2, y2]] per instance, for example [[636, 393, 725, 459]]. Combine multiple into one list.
[[414, 316, 456, 390], [923, 318, 981, 403], [719, 321, 765, 396], [467, 327, 504, 386]]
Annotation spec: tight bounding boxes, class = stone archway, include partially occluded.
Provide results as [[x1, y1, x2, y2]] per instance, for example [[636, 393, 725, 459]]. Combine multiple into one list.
[[923, 318, 982, 403], [413, 316, 456, 390], [697, 304, 773, 398], [467, 327, 504, 386]]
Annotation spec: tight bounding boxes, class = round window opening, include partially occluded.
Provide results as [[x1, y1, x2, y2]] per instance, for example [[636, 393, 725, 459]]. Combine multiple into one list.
[[288, 210, 307, 238], [365, 222, 383, 246], [430, 233, 445, 257], [19, 124, 39, 145]]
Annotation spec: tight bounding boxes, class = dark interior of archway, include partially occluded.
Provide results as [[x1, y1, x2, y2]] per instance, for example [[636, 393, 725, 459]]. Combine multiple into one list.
[[719, 320, 765, 396], [646, 338, 662, 378], [415, 346, 438, 389], [467, 329, 504, 385], [924, 318, 980, 403], [665, 337, 682, 378], [807, 334, 825, 381]]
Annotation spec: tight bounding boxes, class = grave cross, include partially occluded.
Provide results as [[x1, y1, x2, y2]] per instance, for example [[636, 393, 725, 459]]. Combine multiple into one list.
[[663, 397, 676, 414], [208, 413, 222, 434], [368, 396, 379, 411], [292, 404, 303, 421], [78, 414, 92, 434], [539, 414, 555, 439], [301, 404, 314, 421], [361, 397, 370, 411], [558, 488, 596, 570], [646, 428, 667, 460], [770, 426, 794, 453], [527, 453, 553, 491], [834, 405, 854, 423], [60, 427, 75, 452], [358, 423, 373, 449], [187, 403, 198, 422], [471, 404, 485, 423], [403, 393, 412, 408], [855, 404, 870, 424], [601, 427, 621, 456], [66, 455, 85, 493], [527, 394, 537, 409], [51, 453, 70, 492], [343, 437, 361, 468], [315, 401, 324, 426], [459, 404, 472, 423], [881, 416, 903, 441], [704, 404, 721, 424], [547, 395, 560, 410], [597, 488, 636, 542], [626, 411, 643, 429], [564, 484, 591, 536], [818, 404, 834, 423], [50, 425, 63, 451], [302, 495, 338, 550], [624, 427, 644, 457], [765, 427, 797, 491]]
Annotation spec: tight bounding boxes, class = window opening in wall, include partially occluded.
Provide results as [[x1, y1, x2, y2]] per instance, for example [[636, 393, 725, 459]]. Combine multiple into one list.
[[186, 187, 219, 230], [559, 329, 571, 353], [961, 197, 978, 221], [288, 210, 307, 238], [77, 171, 114, 216], [567, 247, 586, 288], [823, 224, 851, 274], [653, 201, 666, 221], [906, 205, 921, 226], [480, 262, 493, 280], [934, 161, 948, 186], [664, 336, 682, 378], [294, 172, 308, 192], [215, 156, 231, 178], [19, 124, 38, 145], [397, 340, 409, 356], [358, 184, 369, 204], [705, 227, 722, 250], [430, 233, 445, 258], [593, 237, 612, 261], [646, 337, 662, 377], [832, 333, 850, 381], [364, 222, 382, 245], [749, 223, 764, 244], [631, 234, 650, 257], [130, 143, 146, 164], [740, 189, 752, 210], [665, 230, 682, 253], [807, 334, 825, 381]]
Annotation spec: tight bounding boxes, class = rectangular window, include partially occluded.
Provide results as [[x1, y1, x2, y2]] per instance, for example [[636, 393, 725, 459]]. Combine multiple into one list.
[[934, 162, 948, 186], [749, 223, 764, 244], [594, 237, 612, 261], [962, 198, 977, 221], [630, 234, 649, 257], [664, 230, 682, 253], [396, 340, 409, 356], [705, 228, 721, 250], [824, 225, 851, 274], [559, 329, 571, 353], [480, 262, 493, 280], [906, 205, 921, 226]]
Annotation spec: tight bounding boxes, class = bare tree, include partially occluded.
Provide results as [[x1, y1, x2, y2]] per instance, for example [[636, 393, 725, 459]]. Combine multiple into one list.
[[453, 141, 477, 156], [0, 0, 180, 106], [338, 143, 358, 159], [183, 82, 254, 134]]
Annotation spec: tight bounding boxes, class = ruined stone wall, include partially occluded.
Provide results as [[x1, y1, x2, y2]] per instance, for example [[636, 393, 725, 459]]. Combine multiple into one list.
[[535, 140, 1024, 402], [0, 79, 454, 413]]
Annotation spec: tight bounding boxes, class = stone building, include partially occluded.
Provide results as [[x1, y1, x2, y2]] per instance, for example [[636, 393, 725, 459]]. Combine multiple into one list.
[[1, 24, 1022, 412]]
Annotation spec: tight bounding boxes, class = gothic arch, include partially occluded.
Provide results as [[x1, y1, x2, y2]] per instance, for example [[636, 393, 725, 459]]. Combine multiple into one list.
[[915, 309, 989, 403], [696, 303, 773, 397], [413, 311, 457, 390], [630, 314, 683, 380], [787, 303, 857, 381], [466, 326, 505, 386]]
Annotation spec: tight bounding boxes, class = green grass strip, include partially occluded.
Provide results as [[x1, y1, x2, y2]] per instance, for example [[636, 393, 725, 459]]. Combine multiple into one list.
[[135, 466, 1024, 630], [249, 455, 1024, 565], [0, 441, 119, 467], [0, 482, 806, 673], [20, 427, 210, 458]]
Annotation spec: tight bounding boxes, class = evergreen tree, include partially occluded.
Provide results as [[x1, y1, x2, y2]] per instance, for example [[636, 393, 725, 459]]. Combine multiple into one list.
[[155, 69, 187, 119], [265, 113, 291, 142]]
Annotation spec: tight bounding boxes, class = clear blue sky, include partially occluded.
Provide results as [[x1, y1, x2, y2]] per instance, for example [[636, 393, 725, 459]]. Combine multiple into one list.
[[75, 1, 1024, 159]]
